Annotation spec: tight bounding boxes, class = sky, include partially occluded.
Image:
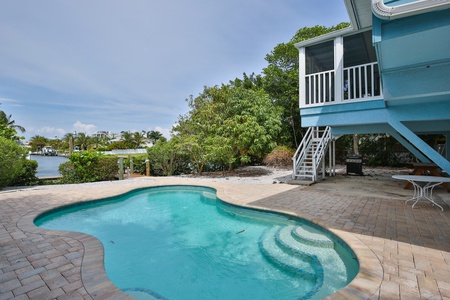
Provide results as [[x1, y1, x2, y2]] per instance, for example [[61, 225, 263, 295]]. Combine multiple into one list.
[[0, 1, 348, 141]]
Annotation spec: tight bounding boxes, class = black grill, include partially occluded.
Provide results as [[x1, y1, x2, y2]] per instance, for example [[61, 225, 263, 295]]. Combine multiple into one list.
[[346, 154, 363, 175]]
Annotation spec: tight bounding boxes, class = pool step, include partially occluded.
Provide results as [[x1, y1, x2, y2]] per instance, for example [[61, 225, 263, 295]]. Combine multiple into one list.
[[260, 224, 348, 299], [259, 226, 317, 282], [276, 226, 323, 268], [291, 225, 335, 249]]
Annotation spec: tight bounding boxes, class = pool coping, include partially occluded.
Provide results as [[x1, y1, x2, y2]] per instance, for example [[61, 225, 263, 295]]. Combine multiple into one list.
[[16, 182, 383, 299]]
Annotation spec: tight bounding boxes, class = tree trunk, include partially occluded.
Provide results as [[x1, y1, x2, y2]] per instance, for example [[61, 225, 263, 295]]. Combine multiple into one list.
[[69, 137, 73, 156], [353, 134, 359, 154]]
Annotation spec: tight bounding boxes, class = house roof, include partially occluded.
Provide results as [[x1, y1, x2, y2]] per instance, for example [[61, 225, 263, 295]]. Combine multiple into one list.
[[344, 0, 373, 30], [294, 0, 373, 48], [295, 0, 450, 48], [372, 0, 450, 20]]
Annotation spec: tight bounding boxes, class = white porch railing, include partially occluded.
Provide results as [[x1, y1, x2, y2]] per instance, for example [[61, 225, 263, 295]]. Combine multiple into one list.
[[303, 62, 382, 108], [305, 70, 335, 105], [343, 62, 382, 101]]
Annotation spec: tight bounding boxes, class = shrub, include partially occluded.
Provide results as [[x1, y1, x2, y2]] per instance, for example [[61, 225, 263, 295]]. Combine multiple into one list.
[[263, 146, 294, 169], [0, 137, 26, 188], [59, 151, 118, 183], [12, 159, 39, 186], [107, 141, 129, 150], [59, 161, 79, 183], [147, 140, 180, 176]]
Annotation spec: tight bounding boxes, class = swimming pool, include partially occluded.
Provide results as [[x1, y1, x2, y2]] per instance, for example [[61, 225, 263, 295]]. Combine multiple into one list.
[[35, 185, 359, 300]]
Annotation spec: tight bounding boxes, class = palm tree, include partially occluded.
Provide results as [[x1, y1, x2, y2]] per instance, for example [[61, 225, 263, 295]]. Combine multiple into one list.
[[63, 133, 75, 154], [29, 135, 48, 152], [90, 136, 101, 149], [146, 130, 164, 144], [0, 110, 26, 133], [100, 135, 111, 148], [133, 131, 147, 149], [75, 132, 90, 150], [120, 131, 134, 149]]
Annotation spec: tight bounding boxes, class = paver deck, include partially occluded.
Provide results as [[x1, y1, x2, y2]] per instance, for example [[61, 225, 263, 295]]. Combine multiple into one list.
[[1, 174, 449, 299]]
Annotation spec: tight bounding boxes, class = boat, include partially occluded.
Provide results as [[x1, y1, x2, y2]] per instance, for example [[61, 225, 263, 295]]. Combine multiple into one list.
[[42, 146, 57, 156]]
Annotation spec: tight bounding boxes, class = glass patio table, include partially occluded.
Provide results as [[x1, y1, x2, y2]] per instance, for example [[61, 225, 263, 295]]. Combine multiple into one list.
[[392, 175, 450, 211]]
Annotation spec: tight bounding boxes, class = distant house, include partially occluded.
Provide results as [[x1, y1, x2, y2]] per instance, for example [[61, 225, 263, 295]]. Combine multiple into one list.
[[292, 0, 450, 181], [91, 131, 115, 140]]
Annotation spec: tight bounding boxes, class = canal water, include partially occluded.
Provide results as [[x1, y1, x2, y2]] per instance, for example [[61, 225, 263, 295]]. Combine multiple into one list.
[[30, 155, 69, 177]]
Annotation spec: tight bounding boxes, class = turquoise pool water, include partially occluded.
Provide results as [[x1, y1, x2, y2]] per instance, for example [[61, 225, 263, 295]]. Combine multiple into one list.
[[35, 186, 358, 300]]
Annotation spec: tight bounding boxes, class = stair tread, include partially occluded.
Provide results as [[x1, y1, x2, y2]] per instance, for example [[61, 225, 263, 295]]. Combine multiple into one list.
[[292, 226, 334, 248], [259, 227, 317, 280], [276, 227, 321, 262]]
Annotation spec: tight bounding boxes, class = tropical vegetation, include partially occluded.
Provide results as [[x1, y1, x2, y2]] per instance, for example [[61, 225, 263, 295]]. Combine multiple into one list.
[[0, 104, 38, 188], [58, 151, 118, 183], [3, 22, 431, 186], [145, 23, 352, 176], [27, 129, 166, 154]]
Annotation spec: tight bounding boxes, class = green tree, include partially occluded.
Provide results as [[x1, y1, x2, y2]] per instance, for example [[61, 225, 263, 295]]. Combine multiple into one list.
[[147, 139, 180, 176], [0, 110, 25, 133], [107, 141, 130, 150], [146, 130, 164, 144], [291, 23, 350, 43], [263, 42, 301, 148], [133, 131, 147, 149], [29, 135, 49, 152], [0, 106, 25, 141], [120, 131, 135, 149], [174, 84, 282, 170], [204, 135, 235, 172], [0, 136, 27, 188], [90, 136, 102, 150], [11, 159, 39, 186], [222, 86, 282, 164], [75, 132, 91, 150], [49, 138, 65, 152], [229, 72, 264, 90], [177, 135, 209, 175]]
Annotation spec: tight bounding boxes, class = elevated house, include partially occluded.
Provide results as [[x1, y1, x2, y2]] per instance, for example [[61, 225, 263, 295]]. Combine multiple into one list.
[[293, 0, 450, 181]]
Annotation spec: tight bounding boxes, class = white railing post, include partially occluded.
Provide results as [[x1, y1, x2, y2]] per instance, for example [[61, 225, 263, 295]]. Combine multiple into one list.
[[334, 36, 344, 103], [299, 47, 306, 108]]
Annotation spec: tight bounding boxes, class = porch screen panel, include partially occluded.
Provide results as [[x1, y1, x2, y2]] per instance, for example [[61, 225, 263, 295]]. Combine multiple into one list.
[[305, 41, 333, 105]]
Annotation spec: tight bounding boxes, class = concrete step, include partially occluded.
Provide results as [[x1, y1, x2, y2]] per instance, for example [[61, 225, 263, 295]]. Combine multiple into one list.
[[291, 225, 335, 249], [259, 226, 317, 282]]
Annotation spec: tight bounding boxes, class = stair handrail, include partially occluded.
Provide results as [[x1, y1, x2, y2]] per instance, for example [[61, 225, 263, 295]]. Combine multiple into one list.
[[292, 127, 314, 179], [312, 126, 331, 175]]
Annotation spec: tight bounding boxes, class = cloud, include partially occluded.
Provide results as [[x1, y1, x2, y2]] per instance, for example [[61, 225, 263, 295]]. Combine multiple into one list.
[[35, 126, 66, 136], [73, 121, 97, 135], [0, 1, 349, 142], [0, 97, 22, 107]]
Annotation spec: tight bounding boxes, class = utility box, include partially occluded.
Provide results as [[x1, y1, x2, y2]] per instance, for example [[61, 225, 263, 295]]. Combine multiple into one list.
[[346, 154, 363, 175]]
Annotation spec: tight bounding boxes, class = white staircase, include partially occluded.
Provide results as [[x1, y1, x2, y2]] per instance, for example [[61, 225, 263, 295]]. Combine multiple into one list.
[[292, 127, 332, 182]]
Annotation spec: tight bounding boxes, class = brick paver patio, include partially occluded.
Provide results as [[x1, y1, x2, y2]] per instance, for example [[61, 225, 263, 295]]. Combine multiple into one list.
[[1, 175, 449, 299]]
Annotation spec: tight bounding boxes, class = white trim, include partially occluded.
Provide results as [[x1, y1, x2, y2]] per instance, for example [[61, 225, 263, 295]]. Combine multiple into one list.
[[372, 0, 450, 20], [334, 37, 344, 104], [344, 0, 362, 30], [301, 96, 383, 109], [294, 27, 355, 48], [299, 47, 306, 108]]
